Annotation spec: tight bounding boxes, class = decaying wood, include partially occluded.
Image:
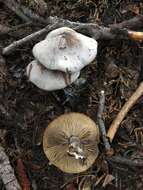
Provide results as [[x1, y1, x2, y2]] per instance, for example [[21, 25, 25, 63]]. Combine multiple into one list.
[[97, 90, 113, 156], [107, 81, 143, 142], [0, 146, 21, 190]]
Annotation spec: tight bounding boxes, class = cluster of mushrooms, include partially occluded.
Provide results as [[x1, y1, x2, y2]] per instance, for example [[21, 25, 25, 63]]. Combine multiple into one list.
[[26, 27, 100, 173], [26, 27, 98, 91]]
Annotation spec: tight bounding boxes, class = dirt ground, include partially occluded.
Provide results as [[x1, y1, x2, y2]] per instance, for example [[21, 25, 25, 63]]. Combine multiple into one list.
[[1, 0, 143, 190]]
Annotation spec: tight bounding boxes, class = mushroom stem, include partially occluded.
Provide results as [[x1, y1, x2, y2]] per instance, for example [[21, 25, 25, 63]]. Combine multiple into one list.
[[67, 136, 86, 160]]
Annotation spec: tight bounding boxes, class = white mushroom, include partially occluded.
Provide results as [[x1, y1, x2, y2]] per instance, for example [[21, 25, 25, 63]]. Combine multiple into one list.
[[32, 27, 98, 73], [26, 60, 80, 91]]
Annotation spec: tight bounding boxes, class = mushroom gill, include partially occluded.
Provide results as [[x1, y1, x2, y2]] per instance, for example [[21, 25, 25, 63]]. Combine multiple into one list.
[[43, 112, 100, 173]]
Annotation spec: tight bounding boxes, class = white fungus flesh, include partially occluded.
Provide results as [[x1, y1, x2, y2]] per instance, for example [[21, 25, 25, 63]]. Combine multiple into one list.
[[26, 60, 80, 91], [32, 27, 98, 73]]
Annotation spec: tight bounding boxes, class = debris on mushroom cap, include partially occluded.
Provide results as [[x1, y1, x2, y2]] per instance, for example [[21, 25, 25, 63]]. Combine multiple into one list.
[[32, 27, 98, 73], [43, 112, 100, 173], [26, 60, 80, 91]]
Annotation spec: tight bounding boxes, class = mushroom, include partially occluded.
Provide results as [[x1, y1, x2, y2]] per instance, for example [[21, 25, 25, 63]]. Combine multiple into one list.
[[26, 60, 80, 91], [32, 27, 98, 73], [43, 112, 100, 173]]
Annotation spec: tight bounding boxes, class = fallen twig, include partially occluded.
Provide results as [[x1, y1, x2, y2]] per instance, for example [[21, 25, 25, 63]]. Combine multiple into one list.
[[2, 23, 61, 55], [2, 20, 114, 55], [3, 0, 143, 30], [97, 90, 113, 156], [107, 81, 143, 142], [3, 14, 143, 55], [0, 146, 21, 190], [128, 30, 143, 41], [110, 27, 143, 41]]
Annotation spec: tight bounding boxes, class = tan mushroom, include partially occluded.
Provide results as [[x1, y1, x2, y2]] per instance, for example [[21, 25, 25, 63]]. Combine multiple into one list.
[[43, 112, 100, 173]]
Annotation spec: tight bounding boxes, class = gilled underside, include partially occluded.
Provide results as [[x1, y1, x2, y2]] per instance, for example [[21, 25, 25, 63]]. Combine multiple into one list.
[[43, 113, 100, 173]]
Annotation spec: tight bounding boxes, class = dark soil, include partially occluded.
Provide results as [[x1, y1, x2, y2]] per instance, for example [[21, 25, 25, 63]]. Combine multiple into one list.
[[1, 0, 143, 190]]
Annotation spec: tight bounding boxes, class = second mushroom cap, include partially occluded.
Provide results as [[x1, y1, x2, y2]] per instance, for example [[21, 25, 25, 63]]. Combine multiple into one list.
[[26, 60, 80, 91]]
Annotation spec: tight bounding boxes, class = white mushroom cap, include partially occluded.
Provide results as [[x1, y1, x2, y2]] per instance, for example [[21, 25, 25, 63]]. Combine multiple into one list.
[[26, 60, 80, 91], [32, 27, 98, 73]]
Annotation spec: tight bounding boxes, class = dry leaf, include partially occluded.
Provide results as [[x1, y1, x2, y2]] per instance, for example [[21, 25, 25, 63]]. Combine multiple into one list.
[[66, 183, 77, 190]]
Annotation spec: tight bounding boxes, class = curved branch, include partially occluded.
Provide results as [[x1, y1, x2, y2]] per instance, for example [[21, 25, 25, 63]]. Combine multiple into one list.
[[107, 82, 143, 142]]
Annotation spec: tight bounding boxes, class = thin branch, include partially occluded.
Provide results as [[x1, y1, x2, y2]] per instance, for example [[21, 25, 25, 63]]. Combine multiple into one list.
[[97, 90, 113, 156], [107, 81, 143, 142], [128, 30, 143, 41], [43, 16, 143, 41], [0, 146, 21, 190], [110, 27, 143, 41], [2, 23, 61, 55], [3, 15, 143, 55], [0, 22, 126, 55]]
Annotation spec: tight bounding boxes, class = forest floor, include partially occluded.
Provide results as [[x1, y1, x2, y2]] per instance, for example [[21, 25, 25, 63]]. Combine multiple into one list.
[[1, 0, 143, 190]]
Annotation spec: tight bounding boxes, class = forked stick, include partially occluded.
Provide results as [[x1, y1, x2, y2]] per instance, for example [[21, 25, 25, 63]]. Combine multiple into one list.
[[107, 81, 143, 142]]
